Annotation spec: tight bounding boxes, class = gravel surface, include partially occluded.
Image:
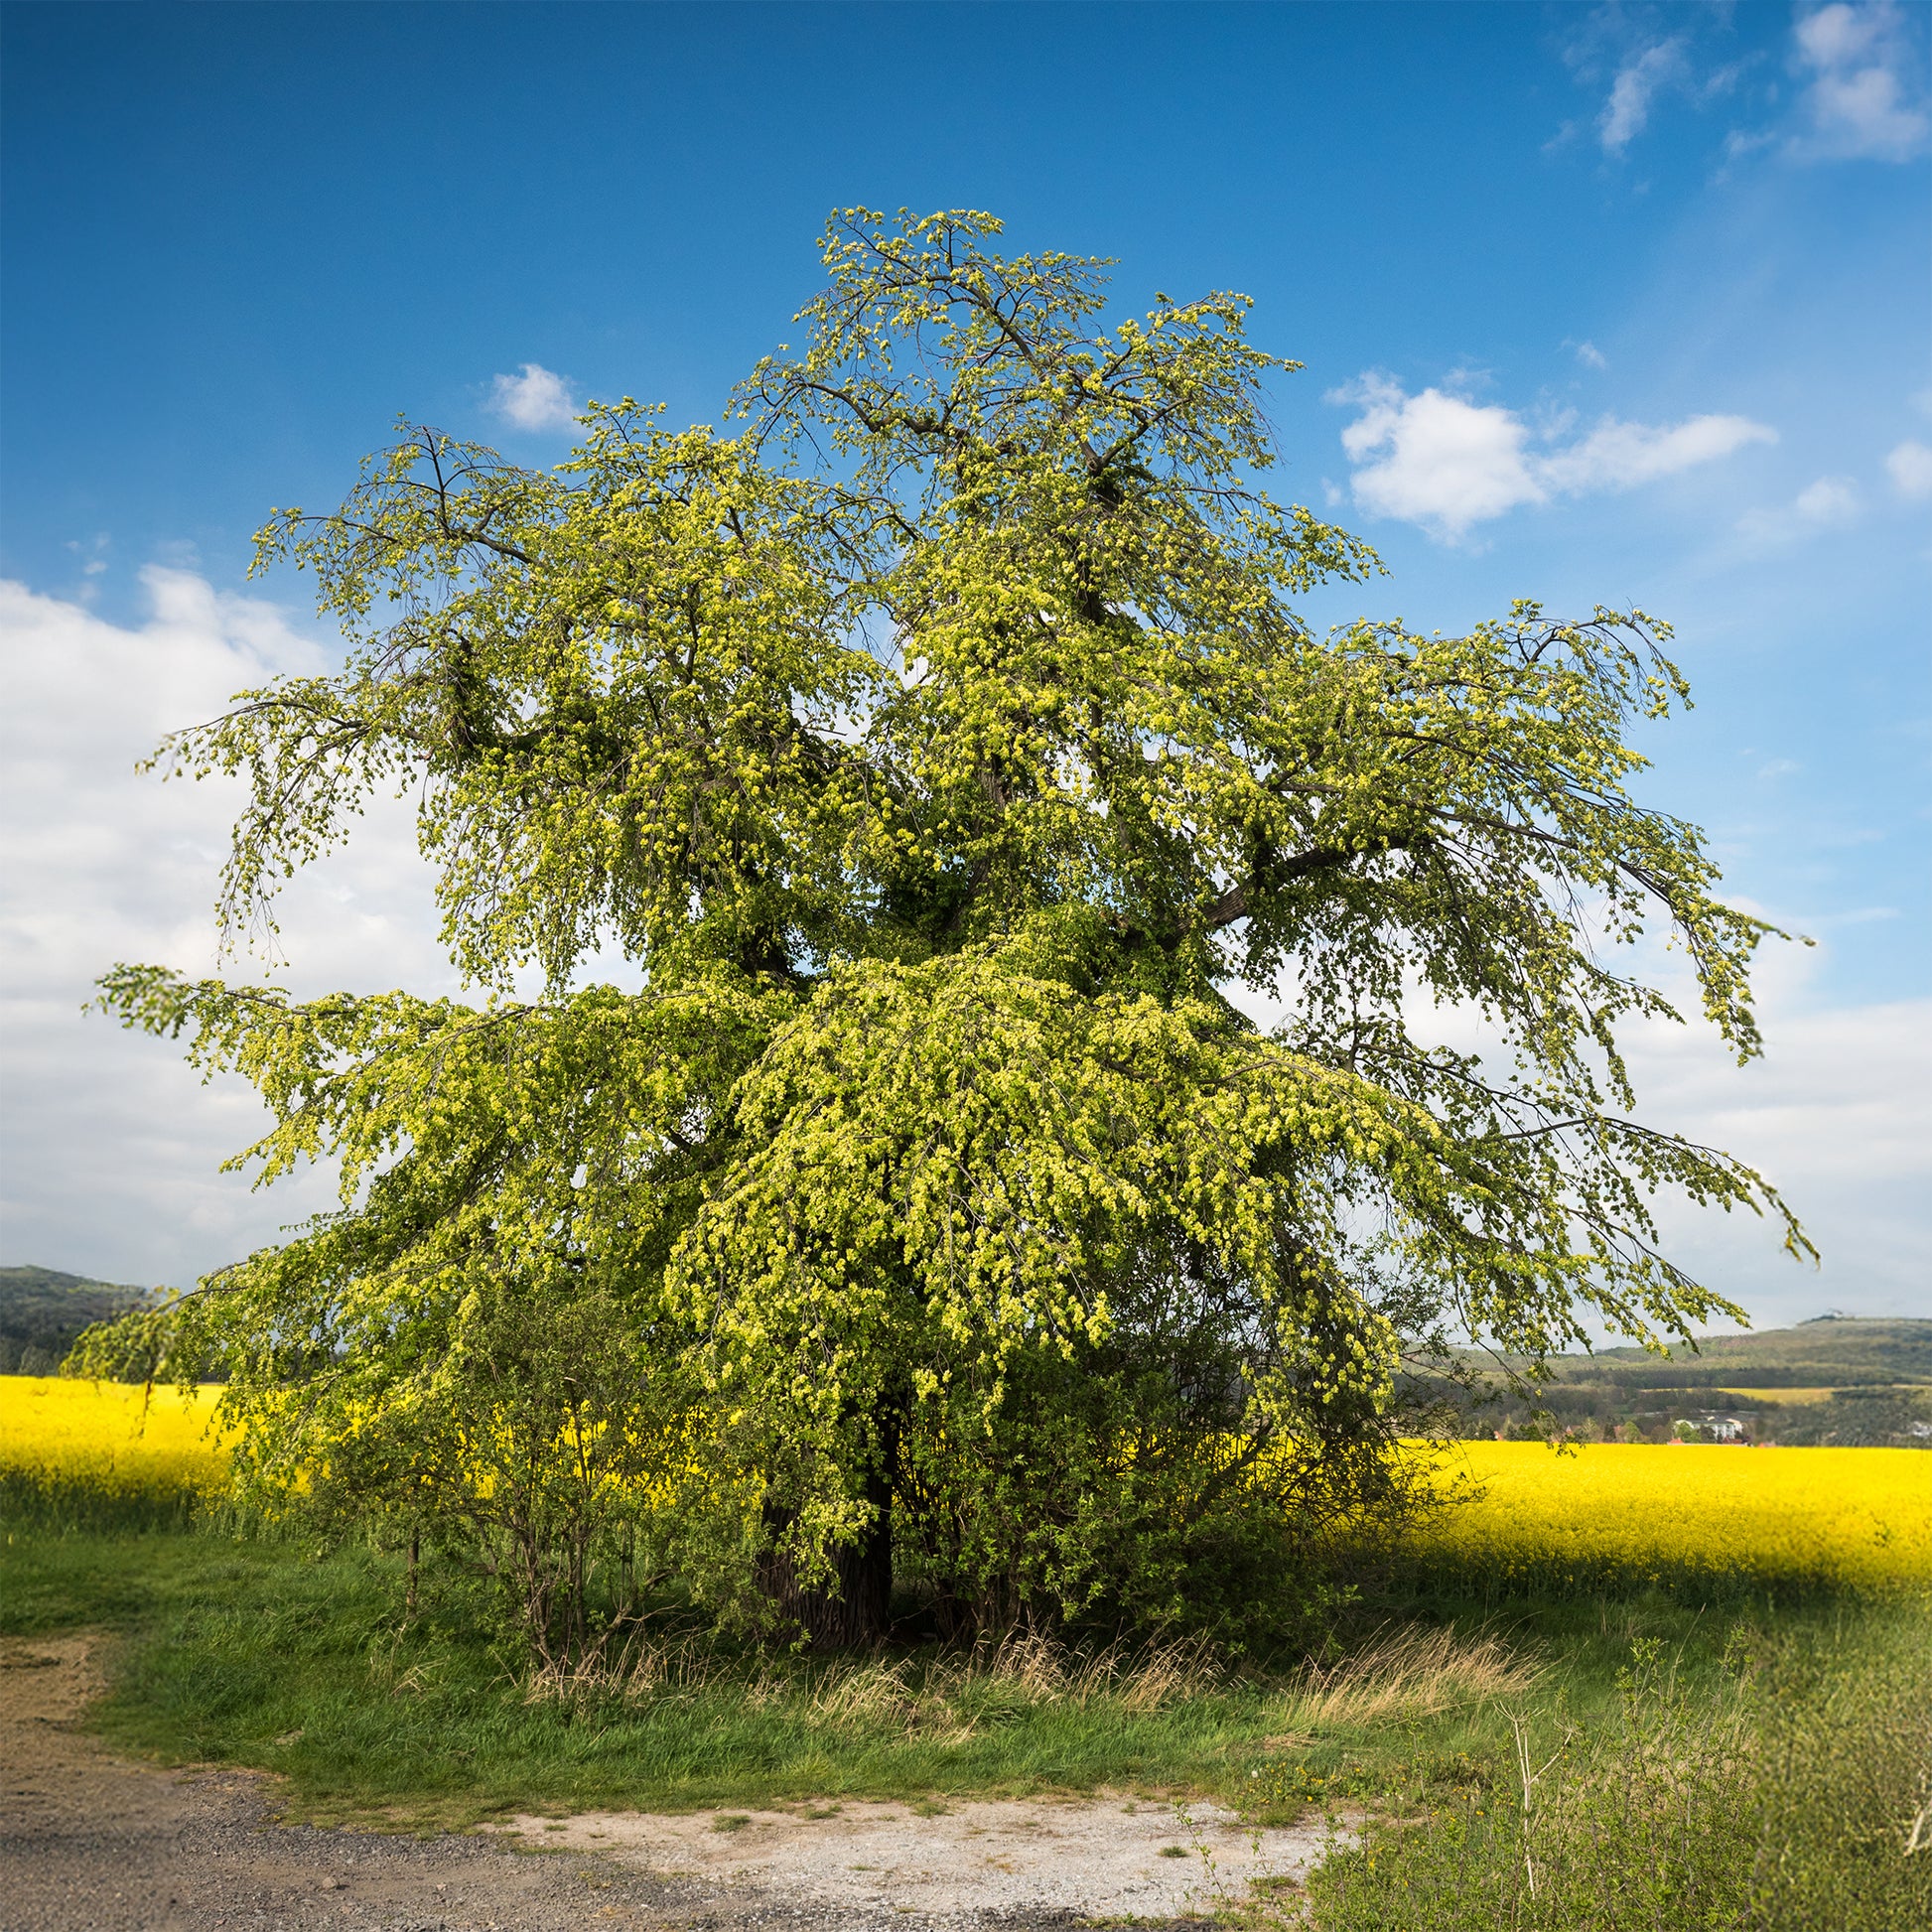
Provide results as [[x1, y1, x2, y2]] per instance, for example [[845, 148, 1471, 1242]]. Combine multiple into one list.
[[489, 1796, 1326, 1916], [2, 1632, 1293, 1931]]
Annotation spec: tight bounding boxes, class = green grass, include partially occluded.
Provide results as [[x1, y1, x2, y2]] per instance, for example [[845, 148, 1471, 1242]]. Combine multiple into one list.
[[6, 1518, 1927, 1932], [1, 1523, 1306, 1825], [1277, 1599, 1932, 1932], [0, 1523, 1632, 1824]]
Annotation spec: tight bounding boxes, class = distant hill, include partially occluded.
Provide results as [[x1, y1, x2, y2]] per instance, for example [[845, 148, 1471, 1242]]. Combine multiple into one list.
[[0, 1265, 157, 1374], [1424, 1317, 1932, 1448], [1551, 1316, 1932, 1391]]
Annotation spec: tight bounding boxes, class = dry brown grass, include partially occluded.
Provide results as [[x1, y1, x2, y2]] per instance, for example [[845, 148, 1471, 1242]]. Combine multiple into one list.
[[522, 1621, 1528, 1739], [520, 1627, 724, 1706], [1278, 1623, 1539, 1730], [803, 1631, 1223, 1734], [952, 1629, 1221, 1711], [808, 1658, 918, 1725], [521, 1625, 1224, 1734]]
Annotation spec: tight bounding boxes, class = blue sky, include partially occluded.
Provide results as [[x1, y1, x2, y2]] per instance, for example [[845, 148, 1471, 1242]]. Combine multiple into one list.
[[2, 2, 1927, 1325]]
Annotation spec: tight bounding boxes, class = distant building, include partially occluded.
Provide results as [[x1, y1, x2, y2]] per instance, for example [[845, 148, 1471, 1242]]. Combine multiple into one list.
[[1673, 1414, 1748, 1443]]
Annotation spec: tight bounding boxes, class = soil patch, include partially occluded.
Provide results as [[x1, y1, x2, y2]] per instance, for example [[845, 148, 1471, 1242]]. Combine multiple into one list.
[[0, 1631, 673, 1930]]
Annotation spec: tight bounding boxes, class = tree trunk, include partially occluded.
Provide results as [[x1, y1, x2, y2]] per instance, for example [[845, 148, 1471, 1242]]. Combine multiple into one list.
[[760, 1448, 895, 1650]]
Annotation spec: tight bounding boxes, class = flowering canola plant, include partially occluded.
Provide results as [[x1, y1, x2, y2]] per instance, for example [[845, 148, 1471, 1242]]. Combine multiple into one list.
[[1409, 1440, 1932, 1593], [0, 1374, 230, 1514]]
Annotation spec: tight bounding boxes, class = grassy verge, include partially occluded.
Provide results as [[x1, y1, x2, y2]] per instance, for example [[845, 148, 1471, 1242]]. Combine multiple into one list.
[[3, 1522, 1303, 1826], [8, 1516, 1924, 1889], [1266, 1593, 1932, 1932]]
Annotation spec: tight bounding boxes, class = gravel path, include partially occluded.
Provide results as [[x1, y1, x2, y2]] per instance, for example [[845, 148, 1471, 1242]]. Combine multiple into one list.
[[488, 1796, 1326, 1917], [1, 1632, 1312, 1931]]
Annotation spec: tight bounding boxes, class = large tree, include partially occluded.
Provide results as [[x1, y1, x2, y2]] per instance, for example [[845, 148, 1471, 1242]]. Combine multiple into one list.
[[94, 209, 1805, 1653]]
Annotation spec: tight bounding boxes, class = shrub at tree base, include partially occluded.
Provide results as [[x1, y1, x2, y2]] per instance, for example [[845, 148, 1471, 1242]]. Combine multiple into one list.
[[77, 208, 1807, 1659]]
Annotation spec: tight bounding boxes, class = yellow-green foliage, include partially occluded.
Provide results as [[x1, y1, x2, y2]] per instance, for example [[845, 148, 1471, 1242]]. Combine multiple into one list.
[[1410, 1441, 1932, 1593], [0, 1375, 229, 1526]]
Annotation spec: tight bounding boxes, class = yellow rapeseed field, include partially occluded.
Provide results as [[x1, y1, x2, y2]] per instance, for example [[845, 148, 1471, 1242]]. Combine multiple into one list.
[[1409, 1440, 1932, 1593], [5, 1379, 1927, 1596], [0, 1374, 230, 1515]]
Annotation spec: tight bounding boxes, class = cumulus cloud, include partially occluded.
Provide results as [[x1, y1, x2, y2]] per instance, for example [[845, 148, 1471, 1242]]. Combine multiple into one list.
[[487, 361, 581, 433], [1537, 415, 1780, 493], [1884, 438, 1932, 497], [1790, 2, 1930, 160], [1600, 38, 1688, 155], [1335, 379, 1542, 537], [0, 572, 450, 1288], [1572, 340, 1608, 370], [1330, 374, 1776, 541]]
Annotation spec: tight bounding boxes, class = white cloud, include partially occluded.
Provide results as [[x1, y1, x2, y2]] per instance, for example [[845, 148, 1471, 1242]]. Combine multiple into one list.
[[1884, 438, 1932, 497], [1790, 2, 1930, 160], [1795, 475, 1862, 522], [1612, 950, 1932, 1327], [1600, 38, 1687, 155], [1330, 374, 1776, 541], [487, 361, 581, 433], [0, 572, 452, 1289], [1563, 17, 1761, 161], [1722, 126, 1779, 164], [1334, 377, 1542, 538], [1797, 0, 1892, 72], [1736, 474, 1863, 545], [1537, 414, 1779, 493], [1572, 340, 1608, 370]]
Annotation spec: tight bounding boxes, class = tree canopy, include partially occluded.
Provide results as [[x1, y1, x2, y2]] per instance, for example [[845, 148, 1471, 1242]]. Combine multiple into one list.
[[90, 208, 1807, 1655]]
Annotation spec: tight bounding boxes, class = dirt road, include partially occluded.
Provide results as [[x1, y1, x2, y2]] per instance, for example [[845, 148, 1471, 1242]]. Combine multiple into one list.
[[1, 1633, 1311, 1931]]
